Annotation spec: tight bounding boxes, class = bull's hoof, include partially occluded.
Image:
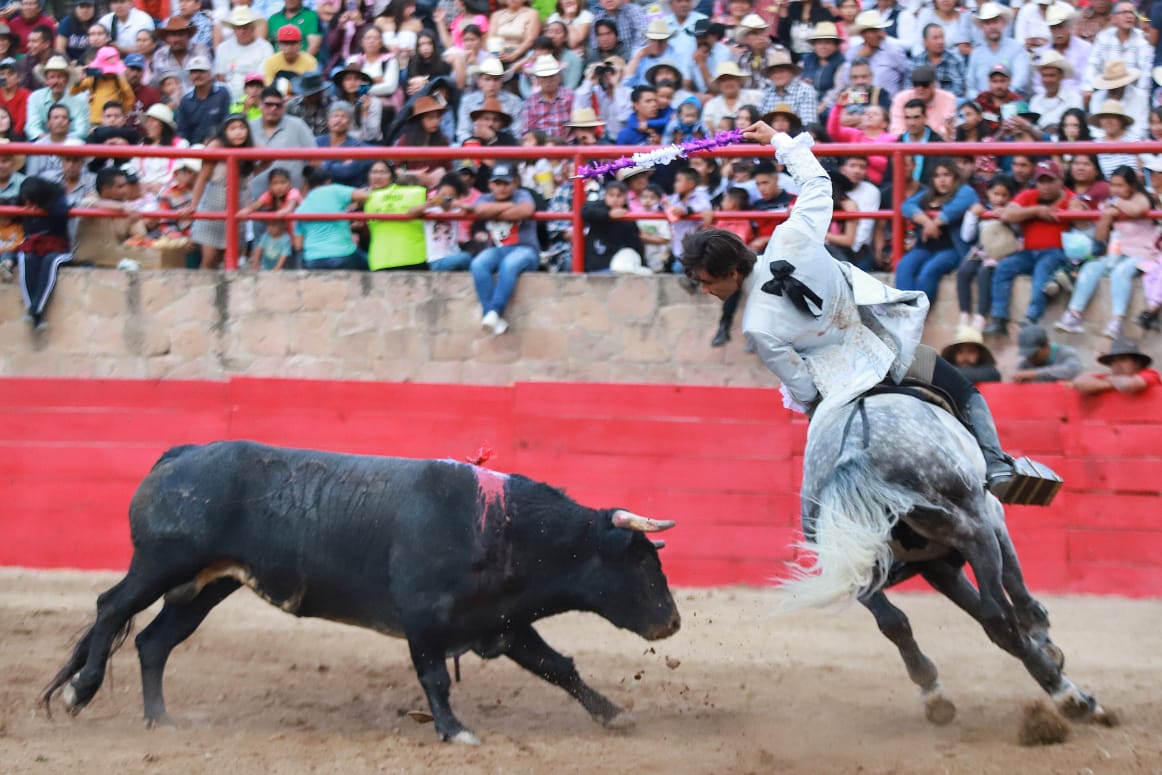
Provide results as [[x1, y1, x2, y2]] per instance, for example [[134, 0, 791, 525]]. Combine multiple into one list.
[[448, 730, 481, 745], [924, 694, 956, 726], [602, 710, 637, 731]]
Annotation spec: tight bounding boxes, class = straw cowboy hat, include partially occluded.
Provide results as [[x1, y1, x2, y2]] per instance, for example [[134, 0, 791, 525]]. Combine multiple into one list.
[[761, 102, 803, 133], [644, 18, 673, 40], [35, 54, 73, 83], [941, 326, 997, 366], [1091, 59, 1139, 90], [408, 95, 446, 118], [763, 48, 801, 74], [616, 165, 653, 182], [712, 61, 745, 82], [1087, 99, 1135, 127], [850, 9, 892, 33], [974, 2, 1013, 22], [1036, 50, 1074, 79], [469, 96, 514, 127], [476, 57, 505, 78], [1097, 336, 1152, 368], [807, 21, 842, 41], [144, 103, 177, 130], [564, 107, 605, 128]]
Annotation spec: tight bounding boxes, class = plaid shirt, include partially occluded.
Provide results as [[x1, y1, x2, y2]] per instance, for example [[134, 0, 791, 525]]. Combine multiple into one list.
[[758, 79, 819, 125], [1083, 27, 1153, 92], [911, 50, 965, 98], [521, 87, 575, 139], [590, 3, 646, 52]]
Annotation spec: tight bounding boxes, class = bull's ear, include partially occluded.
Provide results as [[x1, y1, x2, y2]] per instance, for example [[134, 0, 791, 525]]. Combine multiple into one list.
[[598, 522, 635, 558]]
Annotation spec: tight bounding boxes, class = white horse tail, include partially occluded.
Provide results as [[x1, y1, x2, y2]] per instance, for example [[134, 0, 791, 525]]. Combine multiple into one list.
[[777, 411, 925, 613]]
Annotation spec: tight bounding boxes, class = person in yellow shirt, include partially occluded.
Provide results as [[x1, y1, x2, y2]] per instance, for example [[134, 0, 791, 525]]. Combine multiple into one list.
[[262, 25, 317, 86], [70, 46, 135, 126]]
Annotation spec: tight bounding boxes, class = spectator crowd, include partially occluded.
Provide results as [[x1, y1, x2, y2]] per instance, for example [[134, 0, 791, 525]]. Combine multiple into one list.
[[0, 0, 1160, 346]]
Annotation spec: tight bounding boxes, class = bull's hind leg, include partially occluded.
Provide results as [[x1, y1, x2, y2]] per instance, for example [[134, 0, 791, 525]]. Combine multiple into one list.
[[504, 624, 633, 729], [135, 578, 242, 725], [861, 591, 956, 725]]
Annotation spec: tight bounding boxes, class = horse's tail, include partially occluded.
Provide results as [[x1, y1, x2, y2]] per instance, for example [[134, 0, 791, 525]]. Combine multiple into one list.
[[777, 414, 926, 612]]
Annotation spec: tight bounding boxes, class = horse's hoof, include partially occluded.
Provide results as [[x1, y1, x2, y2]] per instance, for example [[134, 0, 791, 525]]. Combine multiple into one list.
[[448, 729, 481, 745], [1090, 704, 1120, 727], [924, 694, 957, 726], [603, 710, 637, 730], [1043, 641, 1065, 671], [61, 681, 81, 716], [144, 713, 174, 729], [1052, 684, 1096, 720]]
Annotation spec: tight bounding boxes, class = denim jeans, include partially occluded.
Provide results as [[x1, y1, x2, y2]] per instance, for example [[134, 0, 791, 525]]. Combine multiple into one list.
[[894, 246, 962, 305], [304, 250, 368, 270], [990, 247, 1065, 322], [428, 251, 474, 272], [1068, 254, 1140, 317], [470, 244, 539, 316]]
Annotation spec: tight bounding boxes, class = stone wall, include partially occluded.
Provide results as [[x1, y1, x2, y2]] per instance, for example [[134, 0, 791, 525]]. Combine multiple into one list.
[[1, 268, 1157, 382]]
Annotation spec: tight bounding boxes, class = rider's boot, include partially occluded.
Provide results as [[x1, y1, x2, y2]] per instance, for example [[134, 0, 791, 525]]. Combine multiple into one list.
[[964, 392, 1017, 500]]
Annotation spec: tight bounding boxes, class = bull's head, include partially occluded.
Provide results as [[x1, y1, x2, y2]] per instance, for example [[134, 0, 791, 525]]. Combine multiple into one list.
[[594, 510, 680, 640]]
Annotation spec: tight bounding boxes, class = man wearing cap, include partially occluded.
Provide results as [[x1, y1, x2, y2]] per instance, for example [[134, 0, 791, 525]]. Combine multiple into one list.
[[1010, 324, 1083, 382], [1072, 337, 1160, 394], [985, 160, 1079, 337], [664, 0, 706, 62], [152, 17, 211, 94], [911, 23, 965, 97], [973, 64, 1021, 122], [757, 50, 818, 126], [845, 10, 911, 97], [176, 55, 232, 144], [24, 54, 88, 140], [689, 19, 733, 94], [590, 0, 646, 55], [16, 23, 51, 90], [1084, 1, 1151, 98], [216, 7, 273, 100], [889, 65, 954, 135], [519, 55, 573, 138], [702, 61, 761, 134], [123, 53, 160, 133], [463, 161, 540, 337], [457, 59, 523, 143], [626, 19, 689, 88], [269, 0, 322, 57], [264, 25, 319, 86], [966, 3, 1030, 97], [1029, 51, 1082, 130], [0, 57, 29, 133], [99, 0, 154, 56]]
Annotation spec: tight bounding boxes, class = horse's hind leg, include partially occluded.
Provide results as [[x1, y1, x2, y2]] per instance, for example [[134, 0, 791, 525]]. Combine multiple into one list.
[[861, 590, 956, 725], [992, 523, 1056, 660], [136, 578, 241, 725]]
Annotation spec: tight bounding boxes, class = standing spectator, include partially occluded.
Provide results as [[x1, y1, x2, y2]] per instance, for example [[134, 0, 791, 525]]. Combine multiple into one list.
[[589, 0, 645, 54], [1083, 0, 1152, 102], [54, 0, 94, 65], [184, 114, 256, 269], [665, 166, 712, 272], [263, 25, 318, 86], [71, 46, 134, 126], [152, 17, 211, 94], [98, 0, 154, 56], [465, 161, 539, 336], [249, 86, 315, 195], [293, 165, 370, 270], [285, 70, 332, 136], [757, 48, 818, 126], [72, 165, 140, 265], [985, 160, 1078, 336], [889, 65, 955, 135], [896, 157, 978, 307], [16, 24, 51, 90], [176, 56, 232, 145], [25, 54, 87, 139], [1072, 337, 1160, 394], [941, 327, 1001, 385], [216, 7, 273, 101], [519, 55, 573, 138], [582, 179, 644, 272], [966, 3, 1028, 97], [123, 52, 160, 133], [1010, 324, 1084, 382], [6, 0, 54, 53], [1030, 51, 1082, 132], [268, 0, 322, 57], [0, 57, 29, 133], [844, 9, 910, 97]]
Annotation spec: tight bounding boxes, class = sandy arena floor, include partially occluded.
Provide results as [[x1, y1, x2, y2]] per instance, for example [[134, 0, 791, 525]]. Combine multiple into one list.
[[1, 569, 1159, 775]]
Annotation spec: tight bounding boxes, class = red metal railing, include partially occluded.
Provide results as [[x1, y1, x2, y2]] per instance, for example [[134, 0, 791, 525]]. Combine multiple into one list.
[[3, 139, 1159, 272]]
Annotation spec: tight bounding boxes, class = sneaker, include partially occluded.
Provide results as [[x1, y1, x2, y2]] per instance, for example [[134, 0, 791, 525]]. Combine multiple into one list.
[[971, 314, 987, 332], [1103, 318, 1122, 339], [1054, 310, 1084, 334], [982, 319, 1009, 337], [1137, 308, 1161, 331], [481, 310, 499, 331], [490, 316, 509, 336], [1053, 268, 1074, 296], [1042, 279, 1061, 297]]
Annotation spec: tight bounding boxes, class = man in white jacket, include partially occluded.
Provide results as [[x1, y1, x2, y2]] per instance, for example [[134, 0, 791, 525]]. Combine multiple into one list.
[[681, 122, 1033, 502]]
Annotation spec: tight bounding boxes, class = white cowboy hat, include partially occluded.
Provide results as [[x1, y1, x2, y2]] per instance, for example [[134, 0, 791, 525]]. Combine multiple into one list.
[[1035, 49, 1073, 79], [1045, 3, 1074, 26], [737, 13, 770, 31], [712, 61, 746, 81], [530, 55, 561, 77], [1091, 59, 1139, 90], [973, 2, 1013, 22], [806, 21, 842, 41], [850, 9, 891, 33], [223, 6, 258, 26], [645, 18, 673, 40], [144, 103, 177, 130], [477, 57, 504, 77]]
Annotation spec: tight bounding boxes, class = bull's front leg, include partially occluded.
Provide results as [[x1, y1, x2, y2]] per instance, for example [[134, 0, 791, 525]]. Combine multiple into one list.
[[406, 638, 478, 744], [505, 624, 634, 730]]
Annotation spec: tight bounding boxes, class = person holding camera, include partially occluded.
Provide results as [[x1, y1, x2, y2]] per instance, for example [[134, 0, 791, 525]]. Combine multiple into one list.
[[70, 45, 134, 126], [332, 63, 383, 144]]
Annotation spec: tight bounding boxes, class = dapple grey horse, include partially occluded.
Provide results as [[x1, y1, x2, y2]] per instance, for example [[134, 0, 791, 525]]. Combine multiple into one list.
[[779, 393, 1111, 726]]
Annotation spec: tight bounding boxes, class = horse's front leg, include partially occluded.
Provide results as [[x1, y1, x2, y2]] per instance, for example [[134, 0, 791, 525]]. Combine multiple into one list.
[[860, 589, 956, 725]]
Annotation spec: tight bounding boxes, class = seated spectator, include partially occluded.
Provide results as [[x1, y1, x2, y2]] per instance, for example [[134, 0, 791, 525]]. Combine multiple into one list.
[[889, 65, 955, 136], [1071, 337, 1160, 395], [824, 171, 864, 269], [1087, 99, 1140, 179], [10, 180, 70, 330], [1030, 51, 1081, 133], [663, 96, 710, 145], [72, 165, 143, 265], [757, 48, 817, 127], [464, 161, 539, 336], [24, 102, 71, 179], [293, 165, 371, 270], [230, 72, 266, 122], [314, 102, 371, 187], [175, 55, 231, 144], [701, 61, 760, 136], [153, 16, 211, 92], [1055, 166, 1158, 339], [519, 55, 573, 139], [0, 57, 30, 132], [973, 63, 1020, 125], [25, 55, 88, 140], [941, 326, 1001, 385], [0, 141, 24, 197], [799, 22, 843, 109], [156, 156, 198, 247], [1087, 59, 1148, 139], [985, 160, 1079, 336], [1010, 323, 1083, 383], [582, 180, 644, 273], [71, 45, 134, 126], [896, 157, 979, 306], [98, 0, 152, 56], [215, 8, 273, 101], [251, 217, 293, 271], [7, 1, 55, 53], [456, 57, 522, 143], [285, 70, 333, 136], [616, 84, 660, 145], [402, 30, 453, 101], [133, 104, 189, 196], [838, 156, 880, 270], [957, 173, 1019, 332], [843, 9, 911, 97], [406, 170, 475, 272], [263, 25, 318, 86], [910, 16, 966, 94], [331, 64, 383, 145]]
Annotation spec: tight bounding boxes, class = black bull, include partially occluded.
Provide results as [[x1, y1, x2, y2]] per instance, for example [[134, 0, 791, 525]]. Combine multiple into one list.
[[42, 441, 681, 744]]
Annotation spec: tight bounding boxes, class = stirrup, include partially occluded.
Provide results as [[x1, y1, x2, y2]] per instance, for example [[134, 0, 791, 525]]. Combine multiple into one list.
[[992, 457, 1063, 506]]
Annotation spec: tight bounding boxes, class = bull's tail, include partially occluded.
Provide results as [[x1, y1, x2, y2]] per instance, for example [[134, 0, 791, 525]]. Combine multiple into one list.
[[777, 432, 926, 613], [41, 616, 134, 717]]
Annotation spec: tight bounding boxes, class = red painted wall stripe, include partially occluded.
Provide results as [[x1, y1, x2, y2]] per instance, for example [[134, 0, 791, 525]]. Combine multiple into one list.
[[1, 378, 1159, 596]]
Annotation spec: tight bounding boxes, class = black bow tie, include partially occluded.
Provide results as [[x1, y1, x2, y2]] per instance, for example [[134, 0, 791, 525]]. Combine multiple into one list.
[[760, 260, 823, 319]]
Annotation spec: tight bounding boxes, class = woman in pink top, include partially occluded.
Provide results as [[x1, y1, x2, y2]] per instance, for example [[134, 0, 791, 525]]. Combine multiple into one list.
[[826, 90, 897, 185]]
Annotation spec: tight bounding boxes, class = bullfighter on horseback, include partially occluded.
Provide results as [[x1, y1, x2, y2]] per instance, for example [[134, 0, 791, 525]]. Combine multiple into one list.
[[681, 122, 1058, 505]]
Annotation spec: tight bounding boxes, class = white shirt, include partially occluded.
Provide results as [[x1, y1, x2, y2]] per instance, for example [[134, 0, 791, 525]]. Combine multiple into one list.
[[848, 180, 880, 252], [215, 37, 275, 99], [99, 8, 156, 52]]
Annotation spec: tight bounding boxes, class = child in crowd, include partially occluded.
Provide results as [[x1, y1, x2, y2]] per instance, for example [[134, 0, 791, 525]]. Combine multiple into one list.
[[663, 97, 710, 145], [716, 187, 753, 245], [665, 167, 713, 272], [409, 173, 475, 271], [582, 181, 645, 272], [239, 167, 303, 255], [637, 184, 671, 273], [155, 158, 199, 240], [619, 166, 653, 211], [957, 174, 1019, 332], [251, 218, 294, 271], [519, 130, 560, 200], [0, 199, 24, 283]]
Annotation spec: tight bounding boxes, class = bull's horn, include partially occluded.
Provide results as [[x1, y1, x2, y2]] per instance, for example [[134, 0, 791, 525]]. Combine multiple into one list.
[[612, 510, 675, 532], [651, 540, 666, 550]]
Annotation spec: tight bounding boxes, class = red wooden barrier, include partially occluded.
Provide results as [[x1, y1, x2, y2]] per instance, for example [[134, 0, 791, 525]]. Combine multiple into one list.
[[1, 378, 1159, 596]]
